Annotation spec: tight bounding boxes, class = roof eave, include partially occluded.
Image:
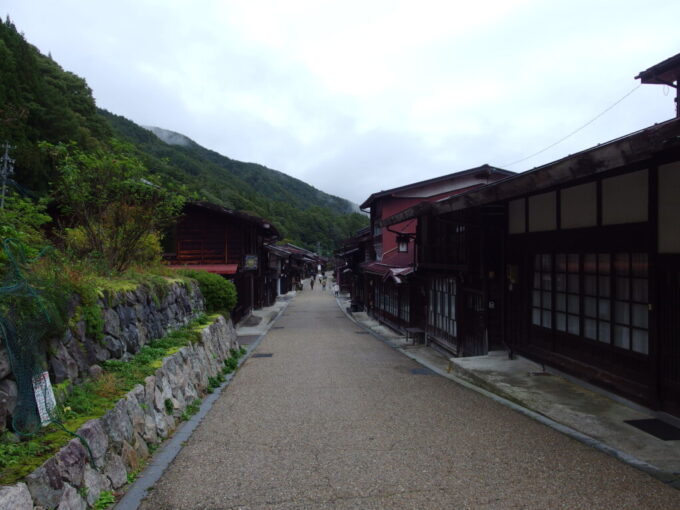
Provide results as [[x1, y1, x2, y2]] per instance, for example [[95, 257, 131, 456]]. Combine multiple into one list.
[[433, 118, 680, 217], [359, 164, 513, 209], [382, 117, 680, 224]]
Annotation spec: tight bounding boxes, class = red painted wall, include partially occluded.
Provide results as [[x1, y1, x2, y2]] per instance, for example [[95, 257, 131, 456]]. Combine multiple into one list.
[[376, 184, 487, 265]]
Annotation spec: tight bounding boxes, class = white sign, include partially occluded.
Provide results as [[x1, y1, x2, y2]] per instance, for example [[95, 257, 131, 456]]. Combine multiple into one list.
[[32, 371, 57, 427]]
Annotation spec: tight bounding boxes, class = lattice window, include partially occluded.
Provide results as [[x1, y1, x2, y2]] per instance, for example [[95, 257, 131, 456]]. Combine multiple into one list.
[[531, 251, 649, 355], [532, 254, 553, 328], [555, 254, 580, 336], [428, 276, 457, 337], [613, 253, 649, 354], [582, 253, 611, 343]]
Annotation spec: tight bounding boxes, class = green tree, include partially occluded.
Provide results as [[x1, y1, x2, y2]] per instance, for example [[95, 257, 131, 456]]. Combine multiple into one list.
[[0, 192, 51, 264], [46, 141, 185, 272]]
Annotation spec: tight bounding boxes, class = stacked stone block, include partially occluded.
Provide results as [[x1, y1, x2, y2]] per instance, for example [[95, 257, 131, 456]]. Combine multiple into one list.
[[0, 315, 238, 509], [0, 281, 205, 431]]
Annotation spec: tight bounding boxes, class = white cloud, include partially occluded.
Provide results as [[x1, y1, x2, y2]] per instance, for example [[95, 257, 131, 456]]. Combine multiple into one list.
[[3, 0, 680, 204]]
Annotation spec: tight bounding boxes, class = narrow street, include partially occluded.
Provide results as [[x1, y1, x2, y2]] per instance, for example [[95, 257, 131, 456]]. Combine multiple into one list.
[[138, 287, 680, 510]]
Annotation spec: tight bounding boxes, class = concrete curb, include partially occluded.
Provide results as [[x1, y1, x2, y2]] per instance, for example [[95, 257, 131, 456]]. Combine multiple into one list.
[[114, 300, 292, 510], [334, 296, 680, 490]]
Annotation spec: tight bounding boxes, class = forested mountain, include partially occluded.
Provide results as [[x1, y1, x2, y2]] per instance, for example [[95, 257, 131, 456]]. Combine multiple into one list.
[[0, 18, 366, 254], [145, 125, 360, 215]]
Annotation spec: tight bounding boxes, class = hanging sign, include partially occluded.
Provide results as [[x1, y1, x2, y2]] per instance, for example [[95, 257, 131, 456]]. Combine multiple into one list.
[[32, 371, 57, 426], [244, 255, 258, 270]]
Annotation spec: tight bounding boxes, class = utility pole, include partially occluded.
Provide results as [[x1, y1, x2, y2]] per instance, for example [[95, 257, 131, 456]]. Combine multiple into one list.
[[0, 142, 15, 209]]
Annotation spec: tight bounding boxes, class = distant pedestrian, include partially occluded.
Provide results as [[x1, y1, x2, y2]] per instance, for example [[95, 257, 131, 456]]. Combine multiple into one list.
[[333, 283, 339, 296], [321, 277, 327, 291], [310, 278, 315, 290]]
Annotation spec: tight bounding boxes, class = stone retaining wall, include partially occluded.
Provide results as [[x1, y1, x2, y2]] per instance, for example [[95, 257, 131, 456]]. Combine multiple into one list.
[[0, 314, 238, 510], [0, 281, 205, 431]]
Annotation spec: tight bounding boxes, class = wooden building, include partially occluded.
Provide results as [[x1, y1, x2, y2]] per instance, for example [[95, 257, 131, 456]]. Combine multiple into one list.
[[164, 201, 279, 323], [335, 226, 371, 304], [266, 244, 293, 296], [356, 165, 513, 334], [265, 243, 325, 294], [381, 53, 680, 416]]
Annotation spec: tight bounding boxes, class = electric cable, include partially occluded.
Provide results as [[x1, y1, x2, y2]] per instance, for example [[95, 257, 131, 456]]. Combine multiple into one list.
[[502, 83, 642, 168]]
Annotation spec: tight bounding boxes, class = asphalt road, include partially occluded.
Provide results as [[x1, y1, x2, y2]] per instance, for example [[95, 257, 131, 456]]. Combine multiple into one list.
[[138, 287, 680, 509]]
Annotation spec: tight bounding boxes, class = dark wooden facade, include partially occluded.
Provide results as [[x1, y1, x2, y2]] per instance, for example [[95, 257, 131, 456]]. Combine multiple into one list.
[[266, 243, 323, 296], [334, 227, 371, 310], [165, 202, 279, 323], [502, 149, 680, 414], [382, 115, 680, 417], [414, 205, 505, 355], [356, 166, 512, 334]]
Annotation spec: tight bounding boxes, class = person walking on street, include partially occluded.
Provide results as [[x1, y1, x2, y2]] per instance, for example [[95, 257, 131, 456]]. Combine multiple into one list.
[[321, 277, 327, 291], [310, 277, 315, 290], [333, 283, 339, 297]]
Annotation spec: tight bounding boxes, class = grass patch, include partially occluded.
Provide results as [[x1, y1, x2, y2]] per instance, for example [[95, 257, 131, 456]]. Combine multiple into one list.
[[0, 314, 215, 485], [179, 398, 202, 422], [223, 357, 238, 374], [93, 490, 116, 509]]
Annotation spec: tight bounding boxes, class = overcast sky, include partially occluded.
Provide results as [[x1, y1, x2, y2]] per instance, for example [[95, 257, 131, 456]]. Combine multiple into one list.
[[4, 1, 679, 204]]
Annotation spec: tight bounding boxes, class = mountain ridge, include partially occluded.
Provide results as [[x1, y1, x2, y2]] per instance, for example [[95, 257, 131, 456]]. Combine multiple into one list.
[[0, 17, 367, 254], [143, 124, 361, 214]]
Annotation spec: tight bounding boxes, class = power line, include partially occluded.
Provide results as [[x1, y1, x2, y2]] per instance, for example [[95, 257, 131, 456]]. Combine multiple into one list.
[[502, 83, 642, 168]]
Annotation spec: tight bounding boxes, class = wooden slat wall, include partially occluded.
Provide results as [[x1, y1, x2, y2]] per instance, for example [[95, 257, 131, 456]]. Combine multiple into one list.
[[176, 210, 226, 264], [658, 256, 680, 415]]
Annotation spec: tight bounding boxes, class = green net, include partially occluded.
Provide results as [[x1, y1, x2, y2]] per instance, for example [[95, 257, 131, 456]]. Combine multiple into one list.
[[0, 238, 95, 466], [0, 238, 53, 435]]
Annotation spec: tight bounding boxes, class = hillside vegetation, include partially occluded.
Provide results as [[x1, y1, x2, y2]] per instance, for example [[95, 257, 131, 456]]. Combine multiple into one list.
[[0, 17, 367, 255]]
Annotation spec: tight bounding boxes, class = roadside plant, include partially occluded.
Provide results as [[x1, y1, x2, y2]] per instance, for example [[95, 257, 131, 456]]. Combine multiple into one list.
[[207, 376, 220, 390], [187, 399, 201, 415], [93, 490, 116, 509], [178, 269, 237, 314], [224, 357, 238, 373], [44, 141, 184, 272], [164, 398, 174, 415]]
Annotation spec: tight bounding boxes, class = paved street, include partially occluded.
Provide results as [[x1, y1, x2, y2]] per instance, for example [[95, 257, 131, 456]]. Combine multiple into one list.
[[139, 288, 680, 510]]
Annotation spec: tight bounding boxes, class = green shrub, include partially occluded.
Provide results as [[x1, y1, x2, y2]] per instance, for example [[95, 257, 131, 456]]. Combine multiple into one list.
[[93, 490, 116, 509], [64, 227, 164, 270], [207, 376, 220, 390], [81, 303, 104, 340], [224, 357, 238, 373], [230, 347, 246, 360], [178, 269, 237, 314], [188, 399, 201, 413], [45, 141, 184, 272]]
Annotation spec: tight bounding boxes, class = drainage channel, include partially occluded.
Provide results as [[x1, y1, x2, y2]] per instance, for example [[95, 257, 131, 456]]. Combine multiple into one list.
[[625, 419, 680, 441]]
